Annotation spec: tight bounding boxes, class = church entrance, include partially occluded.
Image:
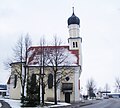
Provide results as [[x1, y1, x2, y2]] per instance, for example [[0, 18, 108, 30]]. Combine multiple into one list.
[[65, 92, 70, 103], [62, 83, 73, 103]]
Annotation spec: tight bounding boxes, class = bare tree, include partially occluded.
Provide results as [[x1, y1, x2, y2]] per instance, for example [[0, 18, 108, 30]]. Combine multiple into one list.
[[86, 78, 96, 99], [39, 37, 46, 105], [23, 35, 32, 103], [45, 36, 76, 104], [115, 77, 120, 93], [4, 58, 13, 70], [104, 83, 110, 92], [10, 34, 32, 103], [27, 36, 77, 104], [104, 83, 110, 96], [27, 37, 47, 105]]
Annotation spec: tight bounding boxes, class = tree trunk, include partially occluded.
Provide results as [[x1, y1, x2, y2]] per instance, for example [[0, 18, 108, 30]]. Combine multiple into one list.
[[42, 77, 44, 105], [54, 71, 57, 104], [38, 72, 40, 105], [21, 85, 25, 103]]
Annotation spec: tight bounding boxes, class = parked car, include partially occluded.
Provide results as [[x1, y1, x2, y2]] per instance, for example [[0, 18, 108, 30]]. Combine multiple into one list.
[[103, 95, 109, 99]]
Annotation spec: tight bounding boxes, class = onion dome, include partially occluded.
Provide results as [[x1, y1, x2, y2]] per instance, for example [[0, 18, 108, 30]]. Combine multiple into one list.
[[68, 7, 80, 26]]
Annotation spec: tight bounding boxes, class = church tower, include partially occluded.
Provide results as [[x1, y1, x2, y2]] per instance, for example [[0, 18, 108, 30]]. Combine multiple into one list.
[[68, 7, 82, 101], [68, 7, 82, 67]]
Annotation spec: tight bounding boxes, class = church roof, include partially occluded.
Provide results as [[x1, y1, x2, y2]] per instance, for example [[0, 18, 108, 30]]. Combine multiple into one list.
[[27, 46, 79, 66], [68, 7, 80, 26]]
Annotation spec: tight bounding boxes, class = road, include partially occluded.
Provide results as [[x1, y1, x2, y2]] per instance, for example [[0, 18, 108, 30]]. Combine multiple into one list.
[[81, 98, 120, 108]]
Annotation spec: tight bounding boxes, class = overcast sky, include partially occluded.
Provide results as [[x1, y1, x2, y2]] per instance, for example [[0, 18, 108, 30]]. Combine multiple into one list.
[[0, 0, 120, 92]]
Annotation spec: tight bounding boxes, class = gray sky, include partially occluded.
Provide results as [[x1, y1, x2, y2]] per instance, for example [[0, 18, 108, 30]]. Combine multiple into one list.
[[0, 0, 120, 92]]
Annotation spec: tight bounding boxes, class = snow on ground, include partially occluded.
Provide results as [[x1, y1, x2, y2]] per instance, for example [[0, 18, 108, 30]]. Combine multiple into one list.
[[0, 97, 21, 108], [0, 97, 71, 108], [2, 98, 21, 108], [0, 95, 71, 108], [0, 103, 2, 107], [47, 102, 71, 107]]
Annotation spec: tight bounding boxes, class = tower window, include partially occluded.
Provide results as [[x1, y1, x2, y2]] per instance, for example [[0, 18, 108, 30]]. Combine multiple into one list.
[[73, 42, 78, 48], [76, 42, 78, 47], [73, 42, 75, 48]]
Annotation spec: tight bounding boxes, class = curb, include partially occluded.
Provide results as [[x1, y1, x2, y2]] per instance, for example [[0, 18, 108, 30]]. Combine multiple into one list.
[[53, 102, 93, 108]]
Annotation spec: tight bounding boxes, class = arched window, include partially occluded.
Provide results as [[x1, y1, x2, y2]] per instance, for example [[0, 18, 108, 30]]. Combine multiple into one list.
[[14, 74, 17, 88], [48, 73, 53, 89], [31, 74, 36, 86]]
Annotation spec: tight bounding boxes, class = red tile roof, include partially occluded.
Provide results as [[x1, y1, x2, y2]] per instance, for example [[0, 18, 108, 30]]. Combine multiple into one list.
[[27, 45, 79, 65]]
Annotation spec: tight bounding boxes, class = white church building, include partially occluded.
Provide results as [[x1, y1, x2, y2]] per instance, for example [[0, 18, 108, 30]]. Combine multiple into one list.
[[9, 8, 82, 103]]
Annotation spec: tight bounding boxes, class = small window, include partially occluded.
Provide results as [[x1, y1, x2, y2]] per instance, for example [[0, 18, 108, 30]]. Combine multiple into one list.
[[73, 42, 75, 48], [76, 42, 78, 47], [14, 75, 17, 88], [31, 74, 36, 86], [73, 42, 78, 48], [48, 73, 53, 89], [66, 76, 70, 81]]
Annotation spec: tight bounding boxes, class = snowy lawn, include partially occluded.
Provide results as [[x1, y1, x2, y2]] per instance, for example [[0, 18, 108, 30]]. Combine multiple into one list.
[[0, 103, 2, 107], [0, 97, 71, 108], [1, 98, 21, 108]]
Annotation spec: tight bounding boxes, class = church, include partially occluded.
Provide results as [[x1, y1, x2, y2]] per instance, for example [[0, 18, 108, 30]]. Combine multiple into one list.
[[9, 8, 82, 103]]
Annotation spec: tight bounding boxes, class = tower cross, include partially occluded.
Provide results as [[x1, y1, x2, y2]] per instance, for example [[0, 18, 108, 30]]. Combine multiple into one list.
[[72, 7, 75, 15]]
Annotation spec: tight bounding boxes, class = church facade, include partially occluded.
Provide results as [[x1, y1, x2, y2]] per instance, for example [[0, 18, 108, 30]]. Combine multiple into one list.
[[9, 8, 82, 103]]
